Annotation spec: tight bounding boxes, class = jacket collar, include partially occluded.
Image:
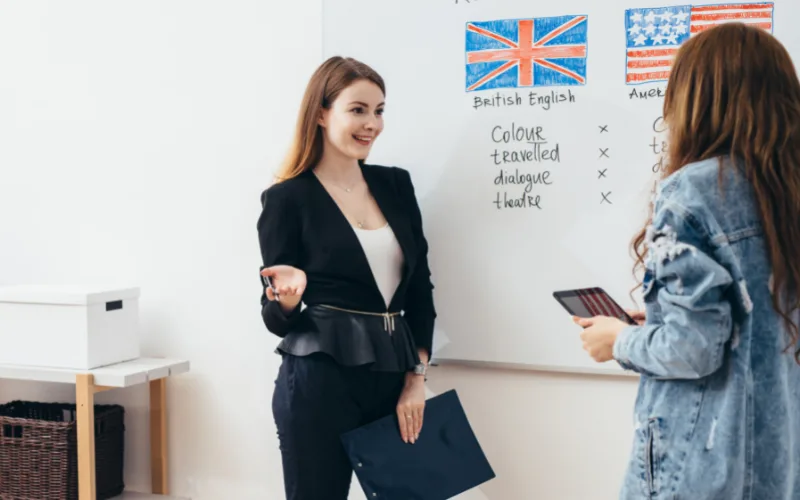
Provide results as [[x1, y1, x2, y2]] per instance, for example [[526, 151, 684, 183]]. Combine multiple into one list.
[[309, 164, 417, 311]]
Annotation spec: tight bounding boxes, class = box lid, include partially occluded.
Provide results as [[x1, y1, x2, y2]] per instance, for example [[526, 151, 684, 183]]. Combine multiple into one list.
[[0, 285, 140, 306]]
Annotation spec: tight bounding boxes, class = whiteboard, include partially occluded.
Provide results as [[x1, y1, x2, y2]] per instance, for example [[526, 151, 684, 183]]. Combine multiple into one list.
[[322, 0, 791, 375]]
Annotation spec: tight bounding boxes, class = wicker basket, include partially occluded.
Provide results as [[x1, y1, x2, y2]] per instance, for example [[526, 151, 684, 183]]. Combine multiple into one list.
[[0, 400, 125, 500]]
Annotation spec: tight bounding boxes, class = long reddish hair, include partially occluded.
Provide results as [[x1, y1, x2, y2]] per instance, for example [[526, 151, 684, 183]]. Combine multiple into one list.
[[275, 56, 385, 183], [631, 23, 800, 360]]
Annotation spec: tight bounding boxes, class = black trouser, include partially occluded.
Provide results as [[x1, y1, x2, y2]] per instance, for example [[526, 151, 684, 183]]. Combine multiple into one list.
[[272, 353, 406, 500]]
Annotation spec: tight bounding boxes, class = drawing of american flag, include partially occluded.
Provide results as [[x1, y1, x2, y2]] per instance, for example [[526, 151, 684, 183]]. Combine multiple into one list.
[[465, 15, 588, 92], [575, 288, 629, 320], [625, 2, 774, 84]]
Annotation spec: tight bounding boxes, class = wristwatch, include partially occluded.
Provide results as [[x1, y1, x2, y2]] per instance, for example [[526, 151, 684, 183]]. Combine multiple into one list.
[[413, 363, 428, 381]]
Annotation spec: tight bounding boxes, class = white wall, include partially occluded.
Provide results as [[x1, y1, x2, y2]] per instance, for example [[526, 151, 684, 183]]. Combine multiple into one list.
[[0, 1, 639, 499]]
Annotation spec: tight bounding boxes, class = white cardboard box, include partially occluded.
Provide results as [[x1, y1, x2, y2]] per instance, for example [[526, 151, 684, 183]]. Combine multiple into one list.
[[0, 285, 141, 370]]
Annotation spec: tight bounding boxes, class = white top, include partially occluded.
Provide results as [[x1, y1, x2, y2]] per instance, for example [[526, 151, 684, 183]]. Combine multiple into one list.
[[353, 224, 404, 307]]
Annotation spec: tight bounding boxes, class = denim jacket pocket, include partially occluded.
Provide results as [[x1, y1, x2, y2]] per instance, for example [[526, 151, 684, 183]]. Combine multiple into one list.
[[636, 417, 664, 499]]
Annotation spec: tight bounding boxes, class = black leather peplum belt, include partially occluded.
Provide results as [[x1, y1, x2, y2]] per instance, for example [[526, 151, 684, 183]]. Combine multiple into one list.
[[274, 304, 420, 373]]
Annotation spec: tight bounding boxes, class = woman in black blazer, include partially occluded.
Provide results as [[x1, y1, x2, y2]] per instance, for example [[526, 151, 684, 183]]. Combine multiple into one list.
[[257, 56, 436, 500]]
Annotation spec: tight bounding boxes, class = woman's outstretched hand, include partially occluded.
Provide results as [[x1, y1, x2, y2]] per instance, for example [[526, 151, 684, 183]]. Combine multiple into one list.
[[260, 265, 306, 314], [260, 265, 306, 300]]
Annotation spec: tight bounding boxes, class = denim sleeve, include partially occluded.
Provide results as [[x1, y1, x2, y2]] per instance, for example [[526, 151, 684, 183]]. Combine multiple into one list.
[[613, 201, 734, 379]]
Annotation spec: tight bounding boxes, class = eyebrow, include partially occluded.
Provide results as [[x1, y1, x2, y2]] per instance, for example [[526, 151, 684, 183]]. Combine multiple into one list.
[[349, 101, 385, 107]]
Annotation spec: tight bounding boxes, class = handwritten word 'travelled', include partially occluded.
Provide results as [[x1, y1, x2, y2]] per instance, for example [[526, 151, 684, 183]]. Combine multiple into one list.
[[491, 142, 560, 165]]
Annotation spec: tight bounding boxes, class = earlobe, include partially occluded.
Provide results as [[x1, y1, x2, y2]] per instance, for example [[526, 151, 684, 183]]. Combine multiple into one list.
[[317, 109, 326, 128]]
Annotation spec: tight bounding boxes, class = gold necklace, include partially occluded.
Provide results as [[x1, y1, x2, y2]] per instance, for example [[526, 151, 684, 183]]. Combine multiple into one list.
[[320, 176, 367, 228], [314, 170, 361, 193], [335, 179, 360, 193]]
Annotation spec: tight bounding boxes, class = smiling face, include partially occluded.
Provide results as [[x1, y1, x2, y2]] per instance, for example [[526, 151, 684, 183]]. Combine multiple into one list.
[[318, 79, 385, 162]]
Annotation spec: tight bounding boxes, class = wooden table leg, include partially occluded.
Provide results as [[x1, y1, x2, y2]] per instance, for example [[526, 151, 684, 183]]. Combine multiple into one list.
[[150, 378, 168, 494], [76, 374, 97, 500]]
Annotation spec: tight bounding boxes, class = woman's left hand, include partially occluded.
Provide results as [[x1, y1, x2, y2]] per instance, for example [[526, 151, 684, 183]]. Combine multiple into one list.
[[573, 315, 629, 363], [396, 375, 426, 444]]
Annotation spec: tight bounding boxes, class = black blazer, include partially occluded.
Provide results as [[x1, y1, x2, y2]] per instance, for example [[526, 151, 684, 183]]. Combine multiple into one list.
[[257, 163, 436, 354]]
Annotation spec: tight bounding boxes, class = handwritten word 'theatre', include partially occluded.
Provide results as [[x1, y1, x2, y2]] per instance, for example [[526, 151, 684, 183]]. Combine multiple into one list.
[[494, 192, 542, 210]]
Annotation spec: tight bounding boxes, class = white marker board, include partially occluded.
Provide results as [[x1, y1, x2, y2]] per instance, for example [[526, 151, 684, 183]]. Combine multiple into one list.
[[322, 0, 792, 375]]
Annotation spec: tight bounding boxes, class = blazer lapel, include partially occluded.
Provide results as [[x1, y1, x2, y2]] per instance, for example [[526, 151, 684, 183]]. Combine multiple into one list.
[[307, 170, 382, 300], [362, 165, 417, 291]]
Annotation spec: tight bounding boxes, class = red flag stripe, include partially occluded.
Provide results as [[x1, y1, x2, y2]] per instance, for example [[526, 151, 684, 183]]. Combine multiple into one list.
[[691, 11, 773, 21], [627, 71, 671, 83], [597, 292, 624, 319], [628, 59, 674, 69], [584, 289, 611, 316], [576, 290, 595, 316], [627, 48, 678, 58], [691, 22, 771, 33], [691, 3, 773, 12]]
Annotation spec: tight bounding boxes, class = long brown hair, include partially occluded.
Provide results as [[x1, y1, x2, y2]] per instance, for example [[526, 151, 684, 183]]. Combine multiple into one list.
[[274, 56, 385, 183], [631, 23, 800, 360]]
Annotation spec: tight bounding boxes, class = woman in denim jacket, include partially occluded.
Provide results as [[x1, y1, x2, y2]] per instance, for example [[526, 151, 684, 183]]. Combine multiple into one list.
[[574, 23, 800, 499]]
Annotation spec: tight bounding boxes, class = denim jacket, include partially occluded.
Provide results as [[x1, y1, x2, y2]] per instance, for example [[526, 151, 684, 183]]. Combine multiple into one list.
[[613, 157, 800, 499]]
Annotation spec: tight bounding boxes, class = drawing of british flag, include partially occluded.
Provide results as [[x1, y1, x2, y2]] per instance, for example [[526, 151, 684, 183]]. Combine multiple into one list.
[[625, 2, 774, 84], [465, 15, 588, 92]]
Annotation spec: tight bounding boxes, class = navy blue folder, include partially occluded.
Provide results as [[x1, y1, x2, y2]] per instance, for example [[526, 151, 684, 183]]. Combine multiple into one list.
[[340, 389, 495, 500]]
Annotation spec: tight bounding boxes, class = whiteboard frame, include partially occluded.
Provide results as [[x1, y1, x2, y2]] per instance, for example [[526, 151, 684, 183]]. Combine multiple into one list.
[[429, 356, 641, 378]]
